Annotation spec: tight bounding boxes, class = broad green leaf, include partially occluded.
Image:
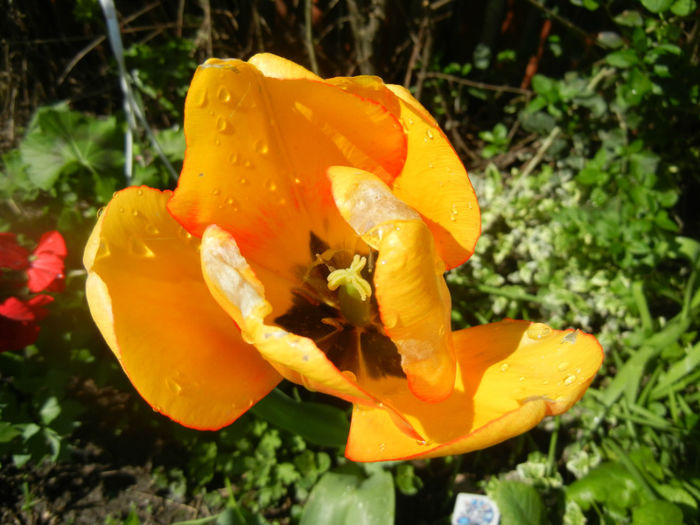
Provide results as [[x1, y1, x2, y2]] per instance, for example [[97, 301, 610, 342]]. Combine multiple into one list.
[[614, 10, 644, 26], [19, 103, 123, 190], [632, 500, 683, 524], [606, 50, 639, 68], [300, 465, 394, 525], [567, 462, 644, 511], [671, 0, 697, 15], [488, 481, 545, 525], [39, 396, 61, 426], [640, 0, 674, 12], [251, 389, 349, 448], [0, 422, 20, 443]]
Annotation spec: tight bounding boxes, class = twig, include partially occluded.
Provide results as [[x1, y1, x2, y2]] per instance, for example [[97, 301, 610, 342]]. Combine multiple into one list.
[[304, 0, 320, 75], [519, 125, 561, 179], [423, 71, 533, 95], [522, 0, 601, 47]]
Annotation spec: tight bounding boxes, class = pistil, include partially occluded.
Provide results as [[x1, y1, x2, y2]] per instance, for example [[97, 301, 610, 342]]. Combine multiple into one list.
[[326, 255, 372, 327]]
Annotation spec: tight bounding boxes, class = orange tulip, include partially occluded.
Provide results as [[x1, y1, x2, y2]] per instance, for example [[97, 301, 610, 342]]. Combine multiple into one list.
[[84, 54, 603, 461]]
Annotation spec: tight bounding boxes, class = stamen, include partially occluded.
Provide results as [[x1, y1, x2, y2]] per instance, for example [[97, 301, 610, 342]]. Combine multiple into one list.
[[326, 255, 372, 301], [326, 255, 372, 327]]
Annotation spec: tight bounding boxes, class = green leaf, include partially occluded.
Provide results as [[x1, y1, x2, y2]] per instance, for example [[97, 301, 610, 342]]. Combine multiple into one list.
[[640, 0, 674, 12], [300, 465, 394, 525], [567, 462, 644, 511], [632, 500, 683, 524], [606, 50, 639, 68], [671, 0, 697, 15], [0, 422, 20, 443], [488, 481, 545, 525], [19, 103, 123, 190], [39, 396, 61, 426], [251, 389, 349, 448], [614, 10, 644, 26]]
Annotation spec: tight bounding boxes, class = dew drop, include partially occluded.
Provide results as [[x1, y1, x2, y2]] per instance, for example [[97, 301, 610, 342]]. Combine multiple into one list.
[[499, 363, 510, 372], [425, 129, 434, 141], [131, 209, 140, 218], [225, 197, 239, 211], [211, 188, 221, 196], [214, 138, 221, 146], [519, 376, 525, 382], [194, 88, 208, 108], [166, 376, 182, 394], [178, 226, 193, 240], [96, 207, 105, 218], [255, 140, 269, 155], [557, 361, 570, 371], [379, 443, 386, 452], [244, 159, 253, 168], [467, 202, 473, 209], [564, 374, 576, 385], [217, 86, 231, 103], [542, 379, 550, 385], [239, 176, 249, 185], [407, 117, 414, 126], [118, 207, 125, 214], [266, 180, 278, 192], [229, 152, 240, 165], [527, 323, 552, 340], [449, 203, 459, 222], [562, 330, 578, 344], [293, 177, 302, 185], [416, 439, 427, 446], [341, 370, 357, 383], [216, 116, 233, 134], [145, 224, 160, 236], [130, 238, 155, 258], [136, 188, 144, 196]]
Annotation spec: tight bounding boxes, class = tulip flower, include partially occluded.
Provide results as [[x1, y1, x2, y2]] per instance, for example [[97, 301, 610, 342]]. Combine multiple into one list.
[[84, 54, 603, 461]]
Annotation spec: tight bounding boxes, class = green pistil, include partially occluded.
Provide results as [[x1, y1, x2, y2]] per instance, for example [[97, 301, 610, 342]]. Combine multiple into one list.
[[326, 255, 372, 326]]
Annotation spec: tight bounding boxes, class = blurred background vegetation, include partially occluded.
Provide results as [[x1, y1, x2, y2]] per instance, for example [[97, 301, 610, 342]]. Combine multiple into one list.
[[1, 0, 699, 523]]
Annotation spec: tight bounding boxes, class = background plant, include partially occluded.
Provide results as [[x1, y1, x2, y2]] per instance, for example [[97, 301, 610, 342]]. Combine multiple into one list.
[[1, 0, 699, 523]]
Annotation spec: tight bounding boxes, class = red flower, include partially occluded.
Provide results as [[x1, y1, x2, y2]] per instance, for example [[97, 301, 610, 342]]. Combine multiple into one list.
[[27, 231, 67, 293], [0, 295, 54, 352], [0, 233, 30, 271]]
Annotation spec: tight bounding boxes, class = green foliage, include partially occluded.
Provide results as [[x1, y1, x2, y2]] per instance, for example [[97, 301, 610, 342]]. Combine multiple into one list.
[[299, 464, 394, 525]]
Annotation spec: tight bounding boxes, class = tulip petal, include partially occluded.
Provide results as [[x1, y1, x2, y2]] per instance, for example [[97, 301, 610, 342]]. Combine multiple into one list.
[[328, 77, 480, 269], [84, 187, 281, 430], [345, 319, 604, 462], [328, 167, 456, 402], [168, 59, 406, 283], [248, 53, 321, 80], [199, 224, 422, 439]]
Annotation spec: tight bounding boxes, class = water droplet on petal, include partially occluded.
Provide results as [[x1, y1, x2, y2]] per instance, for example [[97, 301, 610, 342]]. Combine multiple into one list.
[[416, 439, 427, 446], [527, 323, 552, 340], [217, 86, 231, 103], [239, 176, 249, 185], [130, 238, 155, 258], [216, 116, 233, 134], [425, 129, 434, 141], [519, 376, 525, 382], [136, 188, 144, 196], [266, 180, 277, 192], [229, 152, 240, 165], [166, 376, 182, 394], [449, 204, 459, 222], [211, 188, 221, 196], [564, 374, 576, 385], [118, 207, 125, 214], [244, 159, 253, 168], [131, 209, 140, 217], [379, 443, 386, 452], [499, 363, 509, 372], [225, 198, 239, 211], [341, 370, 357, 383], [255, 140, 269, 155], [562, 331, 578, 344], [194, 88, 208, 108], [214, 138, 221, 146], [145, 224, 160, 235], [557, 361, 570, 371], [293, 177, 302, 185]]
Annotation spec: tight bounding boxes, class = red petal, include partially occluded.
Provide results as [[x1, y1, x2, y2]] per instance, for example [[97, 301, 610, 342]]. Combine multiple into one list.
[[0, 233, 29, 270], [0, 315, 40, 352], [27, 253, 65, 293], [34, 231, 67, 258], [0, 297, 36, 321]]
